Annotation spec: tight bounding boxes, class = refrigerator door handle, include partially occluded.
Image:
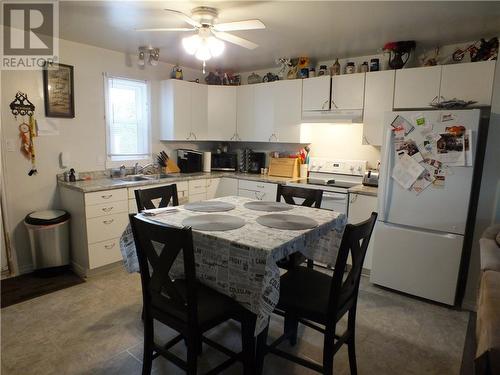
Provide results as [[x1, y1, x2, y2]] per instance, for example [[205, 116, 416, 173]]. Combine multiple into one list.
[[379, 125, 394, 222]]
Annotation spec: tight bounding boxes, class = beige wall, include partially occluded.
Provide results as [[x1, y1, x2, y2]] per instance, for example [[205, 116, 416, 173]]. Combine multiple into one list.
[[463, 57, 500, 310], [0, 38, 205, 274]]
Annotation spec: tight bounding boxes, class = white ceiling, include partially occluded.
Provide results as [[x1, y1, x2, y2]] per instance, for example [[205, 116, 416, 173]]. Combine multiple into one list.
[[59, 1, 500, 72]]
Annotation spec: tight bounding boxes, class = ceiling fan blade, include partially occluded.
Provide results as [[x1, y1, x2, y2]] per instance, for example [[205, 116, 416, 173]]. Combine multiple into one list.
[[212, 31, 258, 50], [164, 8, 202, 28], [135, 27, 196, 32], [213, 19, 265, 32]]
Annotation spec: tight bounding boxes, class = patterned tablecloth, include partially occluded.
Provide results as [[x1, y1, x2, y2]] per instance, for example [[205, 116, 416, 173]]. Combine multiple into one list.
[[120, 196, 346, 335]]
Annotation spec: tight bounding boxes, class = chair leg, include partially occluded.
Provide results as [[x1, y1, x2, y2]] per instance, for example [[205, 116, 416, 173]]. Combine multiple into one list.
[[284, 313, 298, 346], [255, 323, 269, 375], [241, 318, 256, 375], [142, 317, 154, 375], [322, 330, 335, 375], [347, 310, 358, 375], [186, 333, 198, 375]]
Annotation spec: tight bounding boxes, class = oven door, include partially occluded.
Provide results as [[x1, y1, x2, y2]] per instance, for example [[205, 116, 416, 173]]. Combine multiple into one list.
[[320, 191, 348, 214]]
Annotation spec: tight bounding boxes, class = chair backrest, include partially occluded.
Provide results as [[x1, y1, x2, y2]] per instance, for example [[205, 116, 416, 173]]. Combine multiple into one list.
[[129, 214, 198, 324], [276, 184, 323, 208], [134, 184, 179, 212], [328, 212, 377, 316]]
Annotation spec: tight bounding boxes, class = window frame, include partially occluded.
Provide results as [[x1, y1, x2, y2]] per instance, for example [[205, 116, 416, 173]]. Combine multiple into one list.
[[104, 74, 152, 167]]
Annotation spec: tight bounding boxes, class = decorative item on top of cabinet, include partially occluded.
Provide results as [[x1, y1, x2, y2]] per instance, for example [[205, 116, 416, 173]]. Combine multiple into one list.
[[263, 72, 279, 82], [451, 37, 498, 62], [276, 58, 291, 80], [247, 72, 262, 84], [330, 58, 341, 76], [344, 62, 355, 74], [383, 40, 416, 69]]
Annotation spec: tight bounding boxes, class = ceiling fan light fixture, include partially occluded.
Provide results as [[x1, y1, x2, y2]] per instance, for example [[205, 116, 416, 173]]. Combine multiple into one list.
[[195, 43, 212, 61], [149, 48, 160, 66], [182, 35, 201, 55], [207, 36, 224, 57]]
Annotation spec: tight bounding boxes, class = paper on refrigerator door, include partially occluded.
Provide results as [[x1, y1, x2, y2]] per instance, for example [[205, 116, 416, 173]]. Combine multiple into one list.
[[392, 153, 425, 190]]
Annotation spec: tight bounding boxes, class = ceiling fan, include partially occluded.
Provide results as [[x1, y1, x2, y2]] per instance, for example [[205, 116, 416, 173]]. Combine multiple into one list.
[[136, 7, 265, 68]]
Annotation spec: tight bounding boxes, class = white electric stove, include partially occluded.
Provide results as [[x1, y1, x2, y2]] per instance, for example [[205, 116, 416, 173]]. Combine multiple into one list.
[[287, 158, 367, 214]]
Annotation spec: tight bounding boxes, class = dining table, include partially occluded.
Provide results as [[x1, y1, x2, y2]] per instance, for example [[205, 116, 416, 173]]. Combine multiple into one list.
[[120, 195, 346, 371]]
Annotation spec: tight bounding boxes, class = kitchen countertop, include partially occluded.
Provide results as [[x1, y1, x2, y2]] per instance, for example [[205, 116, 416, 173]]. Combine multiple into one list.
[[57, 171, 298, 193], [348, 184, 378, 197]]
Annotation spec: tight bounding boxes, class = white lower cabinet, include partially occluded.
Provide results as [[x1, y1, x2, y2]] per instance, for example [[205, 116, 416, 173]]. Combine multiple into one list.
[[238, 180, 277, 201], [216, 178, 238, 197], [348, 193, 378, 270], [61, 187, 129, 277]]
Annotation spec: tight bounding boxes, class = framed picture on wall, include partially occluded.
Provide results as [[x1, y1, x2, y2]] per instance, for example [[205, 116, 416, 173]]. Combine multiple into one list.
[[43, 63, 75, 118]]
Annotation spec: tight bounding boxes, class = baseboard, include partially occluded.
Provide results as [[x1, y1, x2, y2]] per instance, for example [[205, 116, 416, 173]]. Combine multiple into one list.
[[18, 263, 34, 275], [71, 261, 87, 278], [462, 298, 477, 312], [72, 260, 124, 279]]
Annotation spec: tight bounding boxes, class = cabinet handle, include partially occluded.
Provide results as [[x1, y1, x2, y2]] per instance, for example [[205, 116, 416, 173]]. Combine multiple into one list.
[[268, 133, 277, 142], [104, 242, 116, 249], [331, 100, 338, 109], [103, 219, 114, 225], [101, 194, 112, 199], [192, 132, 197, 140], [321, 100, 329, 110], [257, 184, 265, 188], [101, 206, 113, 212], [349, 194, 358, 204]]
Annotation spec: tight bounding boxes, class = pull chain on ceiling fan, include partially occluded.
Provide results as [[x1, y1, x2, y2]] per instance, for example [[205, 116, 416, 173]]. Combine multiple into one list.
[[136, 6, 266, 72]]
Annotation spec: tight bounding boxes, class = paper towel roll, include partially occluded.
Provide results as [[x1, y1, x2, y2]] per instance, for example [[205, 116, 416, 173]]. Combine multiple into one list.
[[203, 152, 211, 172]]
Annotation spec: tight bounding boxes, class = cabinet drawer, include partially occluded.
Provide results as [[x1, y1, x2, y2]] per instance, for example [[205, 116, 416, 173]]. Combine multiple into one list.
[[238, 179, 275, 192], [86, 189, 127, 206], [188, 192, 207, 203], [88, 238, 123, 269], [85, 200, 128, 219], [87, 213, 129, 244], [188, 179, 207, 195]]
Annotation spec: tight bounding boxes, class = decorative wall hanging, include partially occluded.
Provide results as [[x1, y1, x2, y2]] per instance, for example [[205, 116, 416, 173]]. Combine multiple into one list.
[[43, 63, 75, 118], [9, 92, 35, 118]]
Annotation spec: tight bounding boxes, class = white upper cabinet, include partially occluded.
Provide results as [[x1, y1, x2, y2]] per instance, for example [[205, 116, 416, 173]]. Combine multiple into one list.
[[160, 80, 192, 141], [302, 76, 331, 111], [273, 79, 302, 143], [440, 61, 496, 106], [253, 83, 275, 142], [190, 84, 208, 140], [394, 66, 442, 109], [236, 84, 255, 141], [331, 73, 365, 110], [207, 86, 237, 141], [363, 70, 395, 146]]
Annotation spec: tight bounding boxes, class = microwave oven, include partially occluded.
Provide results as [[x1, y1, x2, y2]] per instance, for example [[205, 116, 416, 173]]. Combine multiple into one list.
[[177, 149, 203, 173]]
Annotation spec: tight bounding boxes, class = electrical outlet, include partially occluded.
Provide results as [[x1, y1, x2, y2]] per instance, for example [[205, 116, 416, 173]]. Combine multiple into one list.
[[5, 139, 16, 152]]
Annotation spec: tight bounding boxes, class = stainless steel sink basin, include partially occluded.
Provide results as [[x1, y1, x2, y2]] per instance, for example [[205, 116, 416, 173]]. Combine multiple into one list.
[[120, 175, 150, 182]]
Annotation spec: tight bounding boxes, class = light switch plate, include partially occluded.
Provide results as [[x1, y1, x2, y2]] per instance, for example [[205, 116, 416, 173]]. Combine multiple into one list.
[[5, 139, 16, 152]]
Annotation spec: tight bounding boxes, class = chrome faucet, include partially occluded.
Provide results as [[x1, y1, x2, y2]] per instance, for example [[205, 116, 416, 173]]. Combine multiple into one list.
[[134, 163, 155, 175]]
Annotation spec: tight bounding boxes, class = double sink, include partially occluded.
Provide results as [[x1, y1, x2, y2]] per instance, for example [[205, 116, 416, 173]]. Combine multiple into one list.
[[120, 174, 174, 182]]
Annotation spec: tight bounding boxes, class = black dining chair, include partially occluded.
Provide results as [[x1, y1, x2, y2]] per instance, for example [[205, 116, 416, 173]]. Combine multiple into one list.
[[265, 212, 378, 375], [129, 214, 257, 375], [134, 184, 179, 212], [276, 184, 324, 269]]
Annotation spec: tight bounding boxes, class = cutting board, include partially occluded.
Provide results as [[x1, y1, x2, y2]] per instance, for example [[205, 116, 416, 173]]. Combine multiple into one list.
[[268, 157, 300, 178]]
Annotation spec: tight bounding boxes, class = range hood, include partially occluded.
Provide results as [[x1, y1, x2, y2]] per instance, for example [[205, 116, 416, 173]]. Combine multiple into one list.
[[301, 109, 363, 123]]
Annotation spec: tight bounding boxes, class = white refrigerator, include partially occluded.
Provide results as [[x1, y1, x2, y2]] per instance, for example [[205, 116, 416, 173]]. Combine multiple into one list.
[[370, 109, 481, 305]]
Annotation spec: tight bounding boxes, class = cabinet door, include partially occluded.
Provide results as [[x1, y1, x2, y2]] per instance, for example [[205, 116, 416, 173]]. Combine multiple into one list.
[[160, 80, 191, 140], [331, 73, 365, 109], [206, 178, 220, 199], [254, 83, 275, 142], [394, 66, 441, 109], [207, 86, 237, 140], [217, 177, 238, 197], [191, 84, 208, 140], [274, 80, 302, 142], [363, 70, 395, 146], [440, 61, 496, 106], [302, 76, 331, 111], [236, 84, 255, 141], [348, 193, 378, 270]]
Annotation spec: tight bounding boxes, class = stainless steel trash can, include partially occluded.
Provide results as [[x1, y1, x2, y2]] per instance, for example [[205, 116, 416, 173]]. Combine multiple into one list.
[[24, 210, 71, 269]]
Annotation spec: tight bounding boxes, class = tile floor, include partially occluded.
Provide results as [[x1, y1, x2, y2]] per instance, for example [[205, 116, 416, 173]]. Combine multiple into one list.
[[1, 267, 469, 375]]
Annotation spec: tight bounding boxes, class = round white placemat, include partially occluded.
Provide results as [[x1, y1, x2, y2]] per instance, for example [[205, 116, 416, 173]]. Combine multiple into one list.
[[184, 201, 236, 212], [182, 214, 245, 231], [243, 201, 294, 212], [256, 214, 318, 230]]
